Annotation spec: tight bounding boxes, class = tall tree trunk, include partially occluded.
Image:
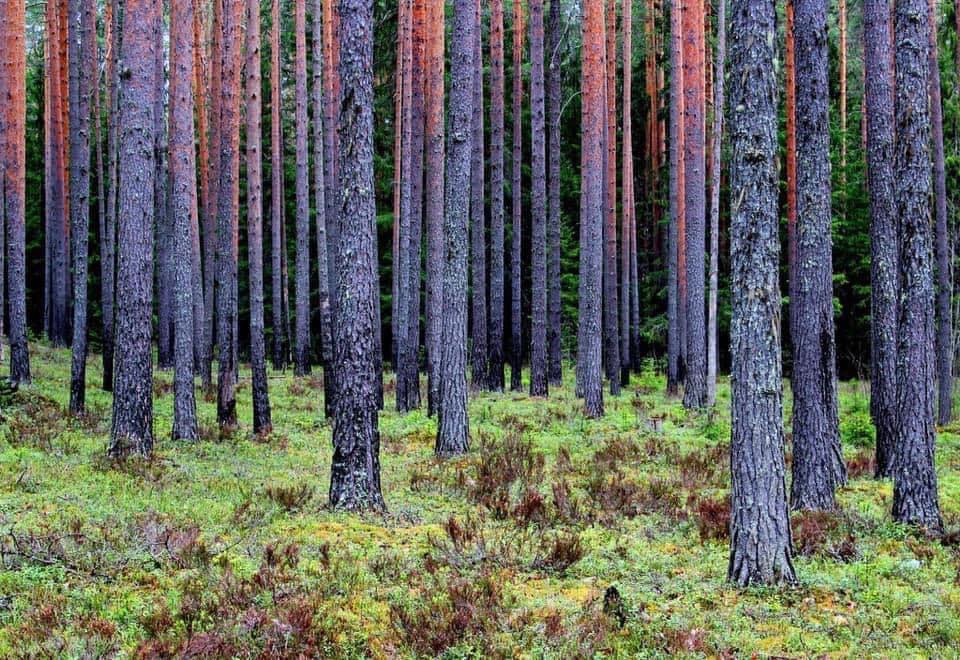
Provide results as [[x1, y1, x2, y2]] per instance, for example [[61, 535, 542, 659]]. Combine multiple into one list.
[[170, 0, 199, 440], [666, 0, 683, 396], [425, 0, 445, 413], [487, 0, 506, 391], [394, 0, 413, 407], [322, 0, 341, 417], [865, 0, 898, 477], [929, 0, 951, 425], [248, 0, 272, 435], [470, 0, 488, 390], [682, 0, 707, 409], [313, 0, 334, 404], [398, 0, 425, 412], [110, 0, 158, 456], [547, 0, 563, 386], [68, 0, 95, 413], [577, 0, 605, 418], [0, 0, 30, 384], [191, 0, 207, 375], [270, 0, 287, 371], [329, 0, 385, 511], [727, 0, 795, 586], [156, 7, 173, 372], [785, 0, 797, 357], [839, 0, 848, 187], [101, 0, 120, 391], [510, 0, 524, 392], [206, 0, 222, 387], [620, 0, 634, 386], [437, 0, 477, 455], [790, 0, 845, 510], [529, 0, 548, 397], [293, 0, 312, 376], [892, 0, 944, 532], [603, 0, 620, 395], [216, 0, 242, 430], [706, 0, 724, 406]]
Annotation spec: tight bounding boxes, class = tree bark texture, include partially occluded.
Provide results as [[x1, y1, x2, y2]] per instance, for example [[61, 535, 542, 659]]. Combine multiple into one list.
[[271, 0, 288, 371], [666, 0, 683, 396], [510, 0, 524, 392], [313, 0, 334, 400], [603, 0, 620, 395], [706, 0, 725, 406], [487, 0, 506, 391], [293, 0, 312, 376], [529, 0, 548, 397], [547, 0, 563, 386], [425, 0, 445, 413], [470, 0, 488, 390]]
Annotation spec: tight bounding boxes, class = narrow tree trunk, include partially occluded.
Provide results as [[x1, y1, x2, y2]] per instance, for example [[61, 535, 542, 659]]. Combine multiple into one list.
[[216, 0, 242, 430], [529, 0, 548, 397], [546, 0, 563, 386], [101, 0, 120, 391], [785, 0, 797, 355], [322, 0, 341, 417], [170, 0, 199, 440], [892, 0, 944, 533], [790, 0, 845, 511], [270, 0, 287, 371], [682, 0, 707, 409], [68, 0, 95, 413], [191, 0, 207, 375], [929, 0, 951, 425], [206, 0, 222, 387], [110, 0, 158, 456], [425, 0, 446, 413], [313, 0, 333, 402], [577, 0, 605, 418], [487, 0, 506, 391], [293, 0, 312, 376], [603, 0, 620, 395], [839, 0, 848, 185], [727, 0, 795, 586], [470, 0, 488, 390], [509, 0, 525, 392], [247, 0, 272, 435], [706, 0, 724, 405], [666, 0, 683, 396], [155, 8, 173, 372], [620, 0, 634, 386], [392, 0, 407, 373], [394, 0, 413, 406], [329, 0, 385, 511], [864, 0, 898, 477]]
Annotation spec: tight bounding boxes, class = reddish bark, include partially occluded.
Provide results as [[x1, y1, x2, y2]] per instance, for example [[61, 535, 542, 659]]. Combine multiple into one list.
[[603, 0, 620, 394]]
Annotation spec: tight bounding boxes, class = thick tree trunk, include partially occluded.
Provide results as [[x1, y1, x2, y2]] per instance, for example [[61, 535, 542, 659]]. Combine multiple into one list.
[[329, 0, 385, 511], [293, 0, 312, 376], [603, 0, 620, 395], [510, 0, 524, 392], [864, 0, 898, 477], [170, 0, 199, 440], [270, 0, 287, 371], [110, 0, 159, 456], [425, 0, 445, 413], [577, 0, 605, 418], [892, 0, 943, 533], [248, 0, 272, 435], [313, 0, 334, 403], [0, 0, 30, 384], [929, 0, 951, 425], [68, 0, 95, 413], [487, 0, 506, 391], [727, 0, 795, 586], [546, 0, 562, 386], [437, 0, 476, 455], [666, 0, 683, 396], [470, 0, 488, 390], [706, 0, 724, 406], [790, 0, 845, 511], [216, 0, 242, 430], [682, 0, 707, 409], [529, 0, 548, 397]]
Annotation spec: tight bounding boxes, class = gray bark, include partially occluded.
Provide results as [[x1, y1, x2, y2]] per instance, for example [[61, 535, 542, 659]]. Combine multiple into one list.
[[470, 0, 488, 390], [666, 0, 681, 396], [487, 0, 506, 391], [529, 0, 548, 397], [547, 0, 562, 386], [509, 0, 523, 392], [294, 0, 312, 376], [313, 0, 333, 402]]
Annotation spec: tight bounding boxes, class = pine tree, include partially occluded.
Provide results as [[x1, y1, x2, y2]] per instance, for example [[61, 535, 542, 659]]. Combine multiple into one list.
[[101, 0, 119, 392], [666, 0, 684, 396], [603, 0, 620, 395], [293, 0, 312, 376], [529, 0, 548, 397], [706, 0, 725, 406], [510, 0, 524, 392], [270, 0, 288, 371], [620, 0, 635, 386], [487, 0, 506, 391], [470, 0, 488, 389], [546, 0, 563, 386]]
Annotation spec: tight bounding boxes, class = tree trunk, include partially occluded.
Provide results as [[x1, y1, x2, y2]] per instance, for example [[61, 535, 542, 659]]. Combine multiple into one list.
[[270, 0, 287, 371], [170, 0, 199, 440], [0, 0, 30, 384], [101, 0, 120, 391], [864, 0, 898, 477], [790, 0, 845, 511], [785, 0, 797, 359], [529, 0, 548, 397], [110, 0, 159, 457], [292, 0, 312, 376], [620, 0, 634, 386], [706, 0, 724, 406], [929, 0, 951, 425], [603, 0, 620, 395], [839, 0, 848, 185], [425, 0, 445, 413], [155, 7, 172, 372], [191, 0, 207, 376], [510, 0, 524, 392], [206, 0, 222, 387], [394, 0, 413, 406], [436, 0, 476, 455], [470, 0, 488, 390], [892, 0, 943, 533], [726, 0, 795, 586], [313, 0, 334, 404], [666, 0, 683, 396], [682, 0, 707, 409], [547, 0, 563, 386], [329, 0, 385, 511], [68, 0, 95, 413], [577, 0, 605, 419], [247, 0, 272, 435], [322, 0, 341, 417], [487, 0, 506, 391], [216, 0, 242, 430]]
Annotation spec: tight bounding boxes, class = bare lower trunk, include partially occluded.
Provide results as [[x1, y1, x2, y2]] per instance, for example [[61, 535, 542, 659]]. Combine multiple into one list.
[[509, 0, 524, 393], [487, 0, 506, 391], [293, 0, 312, 376], [602, 0, 619, 395], [470, 0, 488, 390], [529, 0, 547, 397], [313, 0, 333, 403], [706, 0, 725, 406], [546, 0, 562, 386], [270, 0, 287, 371], [666, 0, 683, 396]]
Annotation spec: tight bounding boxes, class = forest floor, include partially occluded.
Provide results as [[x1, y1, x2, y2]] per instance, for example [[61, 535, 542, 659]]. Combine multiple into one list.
[[1, 341, 960, 657]]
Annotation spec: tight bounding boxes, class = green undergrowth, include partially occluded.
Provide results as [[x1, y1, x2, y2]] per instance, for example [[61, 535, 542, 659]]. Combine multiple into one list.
[[1, 342, 959, 657]]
